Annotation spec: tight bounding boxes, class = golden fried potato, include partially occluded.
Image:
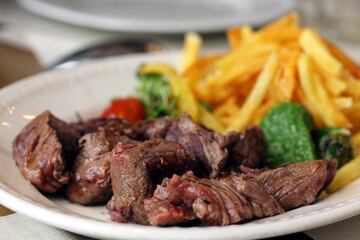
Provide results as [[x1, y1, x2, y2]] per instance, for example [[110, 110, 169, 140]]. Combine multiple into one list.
[[327, 156, 360, 193], [300, 29, 343, 76], [139, 62, 177, 77], [181, 32, 202, 72], [325, 40, 360, 78], [226, 52, 279, 132], [170, 75, 199, 121]]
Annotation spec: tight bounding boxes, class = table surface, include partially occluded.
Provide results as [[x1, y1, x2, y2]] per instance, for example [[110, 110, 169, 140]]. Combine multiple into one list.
[[1, 1, 360, 239]]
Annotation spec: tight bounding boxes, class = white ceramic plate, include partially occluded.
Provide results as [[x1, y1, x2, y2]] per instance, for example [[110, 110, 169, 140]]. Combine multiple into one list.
[[16, 0, 295, 33], [1, 52, 360, 240]]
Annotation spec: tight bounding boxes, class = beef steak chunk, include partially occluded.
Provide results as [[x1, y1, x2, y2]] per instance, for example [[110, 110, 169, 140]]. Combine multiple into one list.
[[143, 179, 196, 226], [225, 126, 266, 169], [137, 116, 174, 139], [255, 159, 337, 210], [145, 160, 336, 226], [137, 115, 266, 177], [73, 117, 141, 139], [108, 139, 198, 224], [145, 172, 283, 226], [66, 131, 137, 205], [13, 111, 81, 193], [165, 114, 228, 177]]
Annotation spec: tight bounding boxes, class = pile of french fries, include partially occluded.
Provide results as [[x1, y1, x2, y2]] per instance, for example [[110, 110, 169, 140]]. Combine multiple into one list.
[[185, 13, 360, 132], [141, 13, 360, 136]]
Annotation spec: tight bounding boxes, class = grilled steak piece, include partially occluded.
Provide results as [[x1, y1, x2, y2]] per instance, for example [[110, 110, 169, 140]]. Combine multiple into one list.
[[137, 115, 266, 176], [165, 114, 228, 177], [137, 116, 173, 139], [145, 160, 336, 226], [144, 179, 196, 226], [225, 126, 266, 169], [73, 117, 141, 139], [66, 132, 137, 205], [145, 172, 283, 226], [108, 139, 198, 224], [255, 159, 337, 210], [12, 111, 81, 193]]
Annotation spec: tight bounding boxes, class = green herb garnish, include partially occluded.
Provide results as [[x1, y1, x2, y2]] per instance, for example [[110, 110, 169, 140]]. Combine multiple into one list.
[[136, 73, 178, 119]]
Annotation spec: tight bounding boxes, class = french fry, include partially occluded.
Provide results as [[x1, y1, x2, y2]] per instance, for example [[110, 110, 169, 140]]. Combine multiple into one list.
[[215, 57, 267, 87], [269, 48, 300, 102], [298, 54, 350, 127], [227, 27, 242, 49], [323, 75, 347, 96], [183, 55, 220, 99], [312, 72, 351, 128], [344, 103, 360, 133], [352, 132, 360, 154], [268, 49, 299, 102], [215, 42, 278, 71], [279, 50, 299, 100], [213, 97, 238, 117], [258, 27, 301, 44], [300, 29, 343, 76], [170, 75, 199, 121], [181, 32, 202, 72], [297, 54, 328, 124], [241, 26, 254, 40], [226, 52, 279, 131], [139, 62, 177, 77], [261, 12, 299, 33], [345, 80, 360, 98], [198, 106, 224, 132], [183, 55, 219, 82], [327, 156, 360, 193], [295, 87, 323, 128], [325, 40, 360, 78], [334, 97, 353, 109]]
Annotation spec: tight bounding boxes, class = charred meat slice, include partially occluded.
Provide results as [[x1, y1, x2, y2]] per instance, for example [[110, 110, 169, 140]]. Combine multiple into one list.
[[67, 152, 112, 205], [137, 116, 173, 139], [150, 172, 283, 226], [165, 114, 228, 177], [143, 179, 196, 226], [145, 160, 336, 226], [255, 159, 337, 210], [12, 111, 81, 193], [137, 115, 266, 176], [66, 132, 137, 205], [226, 126, 266, 169], [108, 139, 198, 224], [73, 117, 141, 139]]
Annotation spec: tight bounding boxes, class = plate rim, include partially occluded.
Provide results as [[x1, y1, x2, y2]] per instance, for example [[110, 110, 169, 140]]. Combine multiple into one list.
[[1, 52, 360, 240], [16, 0, 295, 33]]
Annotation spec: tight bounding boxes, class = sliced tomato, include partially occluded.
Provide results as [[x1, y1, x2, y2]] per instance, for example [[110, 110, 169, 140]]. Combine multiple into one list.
[[102, 98, 145, 123]]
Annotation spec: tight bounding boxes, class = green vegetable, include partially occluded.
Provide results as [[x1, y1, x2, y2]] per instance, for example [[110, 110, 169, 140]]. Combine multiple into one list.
[[136, 73, 178, 119], [314, 127, 353, 168], [260, 102, 317, 167]]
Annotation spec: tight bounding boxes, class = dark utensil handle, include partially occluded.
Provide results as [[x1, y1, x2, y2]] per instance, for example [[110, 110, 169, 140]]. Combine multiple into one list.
[[266, 232, 314, 240]]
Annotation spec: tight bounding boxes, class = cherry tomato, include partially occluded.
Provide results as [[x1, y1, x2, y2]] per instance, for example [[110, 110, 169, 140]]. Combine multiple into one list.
[[102, 98, 145, 123]]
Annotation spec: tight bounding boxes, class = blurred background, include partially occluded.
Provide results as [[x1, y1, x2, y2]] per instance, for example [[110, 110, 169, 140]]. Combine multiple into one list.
[[0, 0, 359, 88]]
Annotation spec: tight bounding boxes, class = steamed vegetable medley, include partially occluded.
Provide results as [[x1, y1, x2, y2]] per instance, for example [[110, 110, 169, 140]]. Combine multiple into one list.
[[102, 13, 360, 193]]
